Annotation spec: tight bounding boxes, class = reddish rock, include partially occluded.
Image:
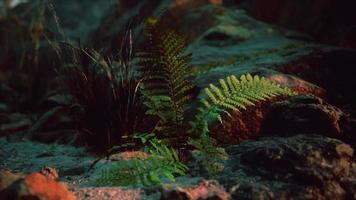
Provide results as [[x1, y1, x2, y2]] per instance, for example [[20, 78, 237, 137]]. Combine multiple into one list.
[[266, 73, 326, 98], [73, 187, 141, 200], [109, 151, 149, 161], [210, 96, 289, 144], [161, 180, 230, 200], [0, 172, 76, 200], [205, 70, 325, 144], [25, 173, 76, 200]]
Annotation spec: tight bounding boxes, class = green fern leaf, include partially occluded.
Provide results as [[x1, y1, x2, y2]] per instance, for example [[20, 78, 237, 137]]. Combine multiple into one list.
[[190, 74, 296, 136], [96, 138, 188, 187], [139, 17, 195, 140], [205, 74, 295, 113]]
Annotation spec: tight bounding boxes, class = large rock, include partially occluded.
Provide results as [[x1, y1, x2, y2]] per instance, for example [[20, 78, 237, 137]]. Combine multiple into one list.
[[160, 180, 229, 200], [0, 171, 76, 200], [140, 135, 356, 199], [281, 49, 356, 114], [91, 0, 223, 52], [227, 0, 356, 48], [45, 0, 117, 41], [196, 69, 325, 144], [218, 135, 356, 199], [260, 95, 356, 146]]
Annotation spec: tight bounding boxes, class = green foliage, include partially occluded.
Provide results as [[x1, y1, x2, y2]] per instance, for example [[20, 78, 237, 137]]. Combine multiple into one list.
[[190, 74, 296, 135], [96, 138, 188, 187], [188, 133, 228, 176], [139, 17, 195, 140], [93, 18, 298, 187]]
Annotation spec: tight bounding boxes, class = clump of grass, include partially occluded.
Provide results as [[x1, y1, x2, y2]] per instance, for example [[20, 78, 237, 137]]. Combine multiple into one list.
[[61, 41, 144, 150]]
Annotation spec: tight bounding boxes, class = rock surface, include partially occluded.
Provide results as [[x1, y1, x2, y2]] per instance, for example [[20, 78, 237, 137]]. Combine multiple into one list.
[[227, 0, 356, 48], [154, 135, 356, 199], [219, 135, 356, 199], [0, 170, 76, 200], [2, 134, 355, 199], [261, 95, 356, 146]]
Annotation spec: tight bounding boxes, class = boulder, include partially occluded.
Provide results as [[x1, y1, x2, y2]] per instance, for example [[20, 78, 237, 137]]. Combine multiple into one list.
[[228, 0, 356, 48], [72, 187, 141, 200], [198, 69, 325, 144], [146, 135, 356, 199], [161, 180, 229, 200], [0, 171, 76, 200], [281, 49, 356, 114], [260, 95, 356, 146], [220, 135, 356, 199]]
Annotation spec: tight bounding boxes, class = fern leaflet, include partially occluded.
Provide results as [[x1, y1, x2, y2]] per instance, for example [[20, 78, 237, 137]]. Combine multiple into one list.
[[190, 74, 296, 135], [96, 138, 188, 187], [139, 17, 195, 140]]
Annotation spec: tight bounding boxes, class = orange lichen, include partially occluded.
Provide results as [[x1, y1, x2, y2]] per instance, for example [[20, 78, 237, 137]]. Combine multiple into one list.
[[25, 172, 76, 200]]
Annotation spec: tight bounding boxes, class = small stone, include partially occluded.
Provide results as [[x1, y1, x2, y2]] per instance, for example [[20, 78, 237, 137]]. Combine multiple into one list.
[[39, 166, 59, 181]]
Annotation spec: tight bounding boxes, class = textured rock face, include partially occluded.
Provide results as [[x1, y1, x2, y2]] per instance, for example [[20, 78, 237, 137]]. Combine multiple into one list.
[[281, 49, 356, 112], [161, 180, 230, 200], [260, 95, 356, 146], [218, 135, 356, 200], [149, 135, 356, 199], [227, 0, 356, 48], [0, 171, 76, 200]]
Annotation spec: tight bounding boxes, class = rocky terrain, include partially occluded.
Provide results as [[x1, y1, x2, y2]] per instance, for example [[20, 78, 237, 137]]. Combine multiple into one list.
[[1, 0, 356, 199]]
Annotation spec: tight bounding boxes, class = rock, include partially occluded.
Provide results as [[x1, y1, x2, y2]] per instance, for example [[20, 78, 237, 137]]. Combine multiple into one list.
[[0, 137, 96, 185], [0, 103, 8, 113], [161, 180, 230, 200], [0, 170, 23, 191], [46, 0, 117, 41], [265, 73, 326, 98], [0, 83, 18, 112], [187, 148, 228, 178], [39, 166, 59, 181], [0, 172, 76, 200], [61, 165, 86, 177], [198, 69, 325, 144], [0, 113, 32, 137], [232, 0, 356, 48], [219, 135, 356, 199], [72, 187, 141, 200], [91, 1, 223, 52], [260, 95, 356, 145], [109, 151, 149, 161], [281, 49, 356, 115], [209, 96, 281, 144]]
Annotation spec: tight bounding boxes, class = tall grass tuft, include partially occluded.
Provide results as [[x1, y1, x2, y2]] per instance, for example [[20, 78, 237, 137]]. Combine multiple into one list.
[[61, 38, 143, 150]]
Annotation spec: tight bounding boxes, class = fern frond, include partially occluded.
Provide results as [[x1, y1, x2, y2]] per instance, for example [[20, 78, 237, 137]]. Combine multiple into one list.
[[188, 133, 228, 176], [139, 17, 195, 139], [190, 74, 296, 136], [96, 138, 188, 187], [205, 74, 295, 113]]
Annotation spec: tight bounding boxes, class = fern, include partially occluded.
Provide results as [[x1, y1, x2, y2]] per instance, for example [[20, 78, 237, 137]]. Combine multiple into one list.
[[190, 74, 296, 135], [96, 138, 188, 187], [139, 17, 195, 140], [188, 133, 228, 176]]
